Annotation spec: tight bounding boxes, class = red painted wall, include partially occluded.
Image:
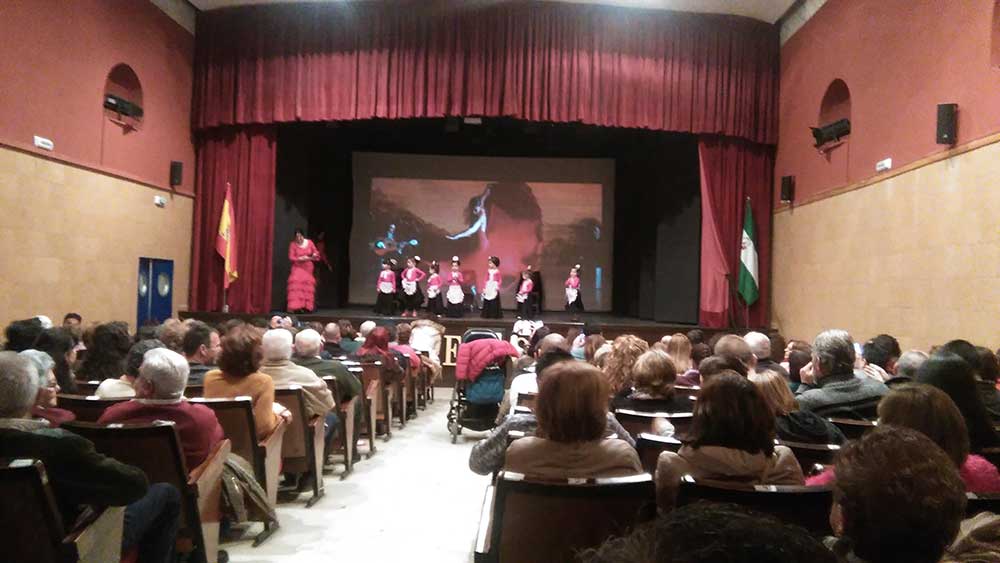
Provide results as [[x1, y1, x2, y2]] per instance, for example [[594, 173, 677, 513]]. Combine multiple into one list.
[[0, 0, 195, 195], [776, 0, 1000, 205]]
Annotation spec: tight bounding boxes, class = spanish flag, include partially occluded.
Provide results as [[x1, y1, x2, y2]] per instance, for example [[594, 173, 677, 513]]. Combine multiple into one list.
[[215, 182, 238, 288]]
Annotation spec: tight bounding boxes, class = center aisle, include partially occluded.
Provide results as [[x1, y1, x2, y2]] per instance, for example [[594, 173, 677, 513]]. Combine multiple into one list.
[[228, 391, 492, 563]]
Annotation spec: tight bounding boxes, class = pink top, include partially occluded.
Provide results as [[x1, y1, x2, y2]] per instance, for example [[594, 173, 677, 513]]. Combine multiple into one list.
[[427, 273, 442, 289], [806, 454, 1000, 494], [403, 267, 426, 282], [378, 270, 396, 290], [518, 279, 533, 294], [486, 268, 501, 284], [448, 271, 464, 286], [565, 276, 580, 289]]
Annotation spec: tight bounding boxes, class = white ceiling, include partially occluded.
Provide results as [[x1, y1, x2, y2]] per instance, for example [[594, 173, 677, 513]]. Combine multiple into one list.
[[185, 0, 798, 24]]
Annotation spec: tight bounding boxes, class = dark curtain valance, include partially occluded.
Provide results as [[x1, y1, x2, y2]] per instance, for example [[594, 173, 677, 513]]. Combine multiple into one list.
[[193, 1, 779, 144]]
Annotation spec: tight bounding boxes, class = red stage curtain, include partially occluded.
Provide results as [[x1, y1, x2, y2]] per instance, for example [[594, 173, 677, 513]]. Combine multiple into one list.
[[192, 2, 778, 144], [698, 135, 774, 328], [191, 126, 277, 313]]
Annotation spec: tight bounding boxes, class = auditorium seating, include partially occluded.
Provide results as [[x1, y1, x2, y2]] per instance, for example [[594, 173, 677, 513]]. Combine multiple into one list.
[[474, 472, 656, 563], [74, 381, 101, 395], [274, 386, 326, 508], [516, 392, 537, 411], [56, 394, 128, 422], [634, 432, 682, 473], [613, 409, 694, 439], [778, 439, 841, 476], [62, 421, 230, 563], [828, 417, 877, 440], [0, 458, 125, 563], [358, 361, 385, 449], [322, 374, 359, 479], [675, 476, 833, 535]]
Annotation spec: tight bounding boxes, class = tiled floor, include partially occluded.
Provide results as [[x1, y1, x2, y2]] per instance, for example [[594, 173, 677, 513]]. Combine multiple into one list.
[[226, 390, 492, 563]]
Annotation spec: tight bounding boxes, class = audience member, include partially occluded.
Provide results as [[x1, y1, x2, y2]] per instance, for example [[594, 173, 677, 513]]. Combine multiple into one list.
[[664, 333, 693, 373], [975, 346, 1000, 421], [182, 321, 220, 385], [603, 334, 650, 395], [389, 323, 422, 373], [915, 353, 1000, 451], [584, 334, 607, 365], [743, 331, 788, 379], [469, 351, 633, 475], [938, 339, 983, 373], [99, 348, 224, 470], [293, 329, 362, 404], [503, 362, 642, 479], [154, 319, 187, 353], [33, 327, 79, 394], [62, 312, 82, 330], [795, 330, 888, 419], [767, 330, 786, 364], [685, 329, 705, 346], [713, 334, 756, 375], [523, 325, 552, 357], [504, 333, 568, 417], [655, 373, 803, 509], [678, 343, 712, 386], [750, 369, 845, 445], [20, 349, 76, 427], [95, 339, 165, 399], [217, 318, 246, 338], [786, 345, 812, 392], [259, 329, 336, 440], [860, 333, 902, 384], [322, 322, 349, 357], [579, 502, 835, 563], [697, 354, 748, 383], [358, 320, 377, 342], [337, 320, 361, 354], [204, 326, 290, 440], [828, 425, 966, 563], [4, 318, 44, 351], [78, 321, 132, 382], [0, 351, 181, 563], [893, 349, 928, 384], [352, 326, 405, 381], [612, 350, 692, 416]]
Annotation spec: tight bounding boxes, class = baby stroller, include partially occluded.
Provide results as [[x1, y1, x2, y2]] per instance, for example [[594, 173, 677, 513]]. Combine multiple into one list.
[[447, 328, 512, 443]]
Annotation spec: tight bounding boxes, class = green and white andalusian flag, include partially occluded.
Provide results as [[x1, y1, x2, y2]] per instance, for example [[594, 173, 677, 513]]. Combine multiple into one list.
[[738, 198, 759, 306]]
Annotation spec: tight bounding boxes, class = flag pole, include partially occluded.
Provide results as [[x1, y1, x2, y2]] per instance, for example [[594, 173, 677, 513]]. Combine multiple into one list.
[[744, 196, 751, 329]]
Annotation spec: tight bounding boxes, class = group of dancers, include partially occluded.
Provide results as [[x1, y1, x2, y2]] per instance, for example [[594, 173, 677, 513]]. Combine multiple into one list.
[[373, 256, 586, 319]]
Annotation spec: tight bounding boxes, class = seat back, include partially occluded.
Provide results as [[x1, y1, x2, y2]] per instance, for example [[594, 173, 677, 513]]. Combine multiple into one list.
[[189, 397, 261, 478], [75, 381, 101, 396], [614, 409, 694, 439], [274, 386, 310, 461], [967, 492, 1000, 516], [516, 392, 537, 411], [185, 385, 204, 399], [634, 433, 682, 474], [488, 472, 656, 563], [56, 394, 129, 422], [0, 458, 70, 563], [779, 440, 841, 475], [676, 477, 833, 534], [827, 417, 877, 440]]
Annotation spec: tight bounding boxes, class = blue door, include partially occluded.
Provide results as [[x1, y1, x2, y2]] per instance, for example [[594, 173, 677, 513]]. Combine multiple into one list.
[[137, 258, 174, 327]]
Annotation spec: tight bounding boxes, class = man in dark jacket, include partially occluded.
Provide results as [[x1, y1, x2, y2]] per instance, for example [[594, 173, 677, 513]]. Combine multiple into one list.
[[796, 330, 888, 420], [0, 351, 181, 563]]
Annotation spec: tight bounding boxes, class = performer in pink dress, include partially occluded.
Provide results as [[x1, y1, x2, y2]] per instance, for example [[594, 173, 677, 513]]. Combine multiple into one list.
[[374, 259, 397, 316], [287, 229, 320, 313], [515, 267, 535, 319], [425, 261, 444, 317], [446, 257, 466, 318], [481, 256, 503, 319], [400, 256, 427, 317], [565, 263, 584, 320]]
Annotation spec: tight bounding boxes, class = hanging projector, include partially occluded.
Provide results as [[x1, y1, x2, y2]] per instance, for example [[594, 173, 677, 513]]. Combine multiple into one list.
[[103, 94, 144, 119], [810, 118, 850, 148]]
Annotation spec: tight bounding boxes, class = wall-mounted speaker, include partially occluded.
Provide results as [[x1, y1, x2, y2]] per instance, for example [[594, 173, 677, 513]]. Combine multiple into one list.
[[169, 161, 183, 187], [780, 175, 795, 203], [936, 103, 957, 145]]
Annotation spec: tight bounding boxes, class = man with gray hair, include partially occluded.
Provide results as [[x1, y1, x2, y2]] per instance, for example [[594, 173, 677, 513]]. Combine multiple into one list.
[[293, 329, 362, 404], [99, 348, 224, 470], [0, 351, 182, 563], [358, 320, 377, 342], [796, 329, 888, 419], [743, 331, 789, 380], [889, 350, 929, 386], [259, 329, 337, 444]]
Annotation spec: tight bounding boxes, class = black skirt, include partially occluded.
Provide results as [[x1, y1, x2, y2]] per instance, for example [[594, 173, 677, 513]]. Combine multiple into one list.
[[481, 296, 502, 318], [516, 294, 536, 319], [375, 292, 397, 315], [446, 301, 465, 318], [566, 293, 585, 313], [401, 286, 424, 310], [426, 293, 444, 315]]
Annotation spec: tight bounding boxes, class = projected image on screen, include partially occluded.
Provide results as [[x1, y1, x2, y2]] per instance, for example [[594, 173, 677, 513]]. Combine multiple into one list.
[[349, 155, 614, 311]]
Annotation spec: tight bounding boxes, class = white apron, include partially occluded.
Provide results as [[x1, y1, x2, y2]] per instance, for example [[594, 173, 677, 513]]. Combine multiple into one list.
[[446, 285, 465, 304], [379, 281, 395, 294], [402, 280, 417, 295], [483, 281, 499, 301], [565, 287, 579, 303], [427, 285, 440, 299]]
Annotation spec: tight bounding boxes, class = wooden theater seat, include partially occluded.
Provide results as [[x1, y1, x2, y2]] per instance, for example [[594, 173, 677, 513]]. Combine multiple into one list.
[[185, 385, 205, 399], [475, 472, 656, 563], [56, 394, 129, 422], [827, 417, 877, 440], [614, 409, 694, 439], [778, 439, 841, 476], [322, 375, 359, 479], [74, 381, 101, 396], [274, 386, 326, 508], [515, 392, 537, 411], [0, 458, 125, 563], [359, 362, 389, 444], [967, 492, 1000, 516], [675, 476, 833, 535], [189, 397, 287, 507], [62, 421, 229, 563], [634, 432, 682, 474]]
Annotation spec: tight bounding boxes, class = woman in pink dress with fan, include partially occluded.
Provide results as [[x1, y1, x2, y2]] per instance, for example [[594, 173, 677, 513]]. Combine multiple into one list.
[[287, 228, 320, 313]]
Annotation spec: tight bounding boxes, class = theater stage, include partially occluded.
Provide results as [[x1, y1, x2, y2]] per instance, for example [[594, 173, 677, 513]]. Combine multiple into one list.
[[181, 308, 729, 386]]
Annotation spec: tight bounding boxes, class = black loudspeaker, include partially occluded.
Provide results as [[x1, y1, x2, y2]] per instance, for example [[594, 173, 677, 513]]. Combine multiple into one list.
[[169, 161, 183, 187], [937, 103, 958, 145], [780, 175, 795, 203]]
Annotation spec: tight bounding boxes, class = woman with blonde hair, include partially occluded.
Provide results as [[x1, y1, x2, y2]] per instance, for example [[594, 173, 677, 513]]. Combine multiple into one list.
[[603, 334, 649, 394], [665, 333, 693, 373], [612, 350, 693, 414], [583, 334, 606, 365], [749, 369, 845, 445]]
